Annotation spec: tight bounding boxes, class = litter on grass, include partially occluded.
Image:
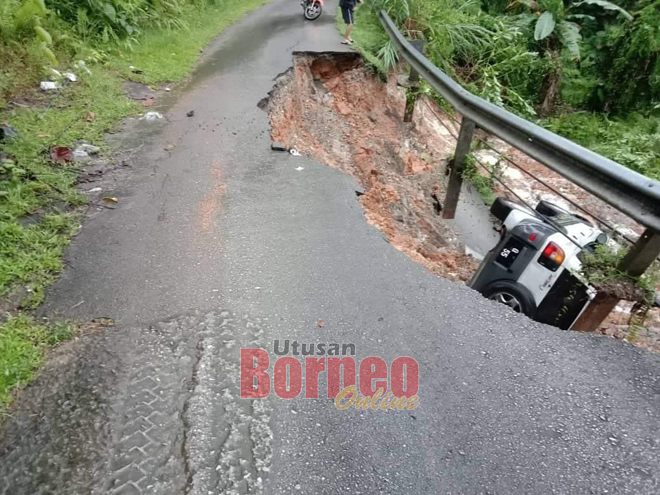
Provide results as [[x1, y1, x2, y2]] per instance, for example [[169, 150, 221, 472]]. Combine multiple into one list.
[[74, 60, 92, 75], [141, 112, 163, 121], [40, 81, 59, 91]]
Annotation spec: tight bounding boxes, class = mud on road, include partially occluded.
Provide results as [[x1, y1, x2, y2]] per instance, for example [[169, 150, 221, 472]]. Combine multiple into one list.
[[261, 52, 478, 282]]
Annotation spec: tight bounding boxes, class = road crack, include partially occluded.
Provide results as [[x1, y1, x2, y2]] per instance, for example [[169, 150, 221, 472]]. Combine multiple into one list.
[[182, 333, 207, 494]]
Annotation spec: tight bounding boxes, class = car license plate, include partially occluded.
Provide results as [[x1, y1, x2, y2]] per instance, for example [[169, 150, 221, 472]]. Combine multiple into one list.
[[496, 238, 524, 269]]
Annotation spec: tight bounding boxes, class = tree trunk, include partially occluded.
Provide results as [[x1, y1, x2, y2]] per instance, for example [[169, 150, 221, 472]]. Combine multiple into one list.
[[540, 50, 561, 115]]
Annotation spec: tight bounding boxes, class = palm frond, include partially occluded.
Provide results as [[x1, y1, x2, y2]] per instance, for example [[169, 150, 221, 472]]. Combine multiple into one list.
[[377, 39, 400, 70], [573, 0, 633, 21], [558, 20, 581, 59]]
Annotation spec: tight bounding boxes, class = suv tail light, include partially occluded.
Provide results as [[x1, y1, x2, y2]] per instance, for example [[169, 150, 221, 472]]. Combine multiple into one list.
[[538, 242, 565, 271]]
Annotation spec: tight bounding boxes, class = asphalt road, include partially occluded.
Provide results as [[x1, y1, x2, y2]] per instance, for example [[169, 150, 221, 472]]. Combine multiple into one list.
[[1, 1, 659, 494]]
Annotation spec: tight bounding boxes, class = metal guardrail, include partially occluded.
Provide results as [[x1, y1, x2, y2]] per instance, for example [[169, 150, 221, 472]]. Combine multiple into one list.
[[378, 10, 660, 233], [378, 9, 660, 331]]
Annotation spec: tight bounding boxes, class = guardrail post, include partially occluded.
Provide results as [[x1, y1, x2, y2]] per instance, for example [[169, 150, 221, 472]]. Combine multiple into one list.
[[571, 228, 660, 332], [442, 118, 475, 219], [403, 40, 425, 123], [618, 229, 660, 277], [407, 39, 424, 84]]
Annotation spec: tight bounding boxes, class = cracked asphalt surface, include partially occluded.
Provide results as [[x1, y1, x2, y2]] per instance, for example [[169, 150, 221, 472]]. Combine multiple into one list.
[[1, 1, 659, 493]]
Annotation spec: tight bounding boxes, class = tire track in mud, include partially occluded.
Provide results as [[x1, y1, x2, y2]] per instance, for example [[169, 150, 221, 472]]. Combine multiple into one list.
[[182, 313, 273, 495], [0, 311, 273, 495]]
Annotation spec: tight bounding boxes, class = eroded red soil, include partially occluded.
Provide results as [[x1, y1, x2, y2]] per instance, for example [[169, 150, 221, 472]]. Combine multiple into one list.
[[263, 52, 477, 282]]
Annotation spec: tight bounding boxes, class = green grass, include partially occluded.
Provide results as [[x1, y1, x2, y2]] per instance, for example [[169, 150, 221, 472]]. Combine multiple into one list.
[[0, 0, 269, 414], [543, 112, 660, 181], [0, 68, 136, 309], [106, 0, 268, 85], [1, 0, 268, 307], [0, 315, 73, 414], [335, 5, 390, 74], [462, 154, 497, 205]]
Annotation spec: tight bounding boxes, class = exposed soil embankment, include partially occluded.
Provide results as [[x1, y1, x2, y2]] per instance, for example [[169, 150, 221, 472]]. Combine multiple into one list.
[[262, 52, 477, 282]]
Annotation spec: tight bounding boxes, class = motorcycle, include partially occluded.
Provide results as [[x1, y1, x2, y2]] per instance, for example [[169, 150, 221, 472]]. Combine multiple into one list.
[[301, 0, 323, 20]]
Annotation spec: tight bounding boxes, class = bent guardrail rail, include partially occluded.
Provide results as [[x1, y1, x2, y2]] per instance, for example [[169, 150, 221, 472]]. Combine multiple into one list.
[[378, 10, 660, 232], [378, 9, 660, 330]]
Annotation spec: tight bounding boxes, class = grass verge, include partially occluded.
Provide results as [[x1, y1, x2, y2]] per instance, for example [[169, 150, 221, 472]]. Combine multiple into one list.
[[0, 315, 73, 415], [0, 0, 268, 413], [105, 0, 269, 85]]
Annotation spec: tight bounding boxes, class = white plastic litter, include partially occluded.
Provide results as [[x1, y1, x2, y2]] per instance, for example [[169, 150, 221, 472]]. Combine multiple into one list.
[[40, 81, 59, 91], [77, 143, 100, 154], [64, 72, 77, 82], [73, 149, 90, 160], [88, 187, 102, 193], [295, 166, 304, 171], [74, 60, 92, 75], [141, 112, 163, 121], [290, 148, 301, 156], [72, 143, 100, 161]]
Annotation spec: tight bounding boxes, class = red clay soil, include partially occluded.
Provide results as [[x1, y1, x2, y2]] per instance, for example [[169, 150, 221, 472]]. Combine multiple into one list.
[[263, 52, 477, 282]]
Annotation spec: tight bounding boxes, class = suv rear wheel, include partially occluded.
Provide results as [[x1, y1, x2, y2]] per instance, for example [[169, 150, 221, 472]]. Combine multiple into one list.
[[481, 280, 536, 317]]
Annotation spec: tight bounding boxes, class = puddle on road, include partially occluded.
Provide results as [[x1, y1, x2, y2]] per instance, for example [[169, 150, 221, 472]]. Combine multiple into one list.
[[260, 51, 480, 282]]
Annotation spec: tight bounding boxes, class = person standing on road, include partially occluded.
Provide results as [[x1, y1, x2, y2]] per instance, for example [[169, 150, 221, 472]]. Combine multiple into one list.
[[340, 0, 363, 45]]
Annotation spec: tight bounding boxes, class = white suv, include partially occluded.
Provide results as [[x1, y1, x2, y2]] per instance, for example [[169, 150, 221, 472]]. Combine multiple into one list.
[[470, 197, 608, 329]]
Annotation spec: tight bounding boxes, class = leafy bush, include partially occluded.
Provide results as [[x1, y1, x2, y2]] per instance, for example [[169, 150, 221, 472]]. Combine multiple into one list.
[[466, 17, 551, 115], [371, 0, 549, 116], [463, 153, 499, 204], [545, 112, 660, 179], [559, 55, 601, 109], [373, 0, 492, 69], [46, 0, 188, 45], [596, 0, 660, 113]]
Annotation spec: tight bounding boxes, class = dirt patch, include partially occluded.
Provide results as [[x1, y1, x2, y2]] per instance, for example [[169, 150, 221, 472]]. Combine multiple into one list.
[[262, 52, 477, 282], [121, 81, 171, 108], [594, 280, 648, 303], [600, 301, 660, 353]]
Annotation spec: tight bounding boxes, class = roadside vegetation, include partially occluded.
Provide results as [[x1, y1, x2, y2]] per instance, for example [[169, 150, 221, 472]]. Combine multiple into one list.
[[339, 0, 660, 181], [0, 315, 72, 415], [0, 0, 267, 412], [580, 243, 660, 304]]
